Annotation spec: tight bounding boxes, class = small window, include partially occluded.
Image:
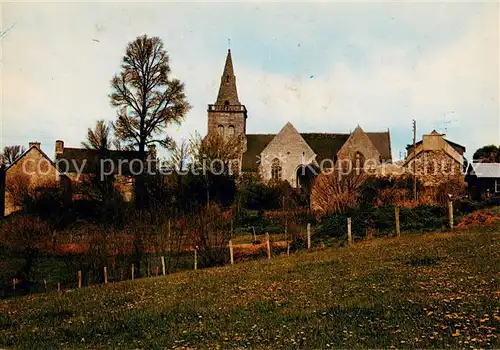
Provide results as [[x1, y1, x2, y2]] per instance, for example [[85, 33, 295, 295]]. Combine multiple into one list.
[[271, 158, 282, 181], [354, 151, 365, 170], [496, 179, 500, 193], [217, 125, 224, 136], [227, 125, 235, 137]]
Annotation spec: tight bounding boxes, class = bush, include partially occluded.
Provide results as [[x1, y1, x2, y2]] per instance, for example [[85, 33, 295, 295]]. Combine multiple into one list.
[[237, 178, 305, 211], [315, 204, 449, 239], [0, 215, 52, 279]]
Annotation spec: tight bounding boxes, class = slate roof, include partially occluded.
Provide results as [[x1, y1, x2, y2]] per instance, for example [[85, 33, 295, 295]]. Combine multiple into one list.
[[467, 163, 500, 178], [215, 49, 240, 106], [242, 131, 392, 172], [242, 134, 275, 172], [55, 148, 146, 175]]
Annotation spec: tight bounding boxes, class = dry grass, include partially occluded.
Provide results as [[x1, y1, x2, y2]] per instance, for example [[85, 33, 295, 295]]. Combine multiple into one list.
[[1, 224, 499, 348]]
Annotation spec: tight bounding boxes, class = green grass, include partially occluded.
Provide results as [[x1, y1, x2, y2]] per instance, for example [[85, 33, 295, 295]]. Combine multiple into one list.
[[1, 226, 499, 348]]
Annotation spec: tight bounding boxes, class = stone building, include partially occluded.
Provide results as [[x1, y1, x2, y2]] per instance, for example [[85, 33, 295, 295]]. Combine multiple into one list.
[[403, 130, 465, 187], [54, 140, 155, 202], [206, 50, 393, 187], [1, 142, 61, 216]]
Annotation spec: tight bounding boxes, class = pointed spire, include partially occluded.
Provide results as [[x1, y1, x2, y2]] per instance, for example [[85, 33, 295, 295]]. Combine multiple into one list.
[[216, 49, 240, 105]]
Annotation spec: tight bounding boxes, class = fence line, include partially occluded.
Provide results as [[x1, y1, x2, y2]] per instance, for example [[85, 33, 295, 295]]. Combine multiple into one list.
[[16, 206, 460, 294]]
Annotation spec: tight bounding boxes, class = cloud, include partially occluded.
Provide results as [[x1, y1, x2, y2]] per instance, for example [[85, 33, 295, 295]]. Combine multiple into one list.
[[1, 1, 498, 161]]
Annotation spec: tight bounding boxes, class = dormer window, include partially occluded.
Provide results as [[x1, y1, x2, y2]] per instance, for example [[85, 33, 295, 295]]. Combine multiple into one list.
[[226, 75, 230, 83]]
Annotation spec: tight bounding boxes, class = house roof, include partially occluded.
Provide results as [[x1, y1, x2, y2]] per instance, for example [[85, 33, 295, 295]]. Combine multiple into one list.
[[55, 148, 146, 175], [242, 130, 392, 172], [467, 163, 500, 178]]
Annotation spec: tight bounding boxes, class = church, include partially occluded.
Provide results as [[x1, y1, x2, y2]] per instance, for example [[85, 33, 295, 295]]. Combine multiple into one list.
[[206, 50, 393, 187]]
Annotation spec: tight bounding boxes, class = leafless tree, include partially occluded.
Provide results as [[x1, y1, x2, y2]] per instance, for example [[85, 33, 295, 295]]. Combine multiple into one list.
[[1, 145, 26, 166], [81, 120, 112, 150], [310, 168, 367, 215]]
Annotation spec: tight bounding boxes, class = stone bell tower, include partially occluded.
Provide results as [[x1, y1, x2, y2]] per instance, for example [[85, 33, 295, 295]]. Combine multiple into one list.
[[207, 49, 247, 152]]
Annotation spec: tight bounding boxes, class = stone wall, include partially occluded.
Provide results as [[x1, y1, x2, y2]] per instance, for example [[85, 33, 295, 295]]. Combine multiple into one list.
[[409, 149, 463, 187], [4, 147, 59, 216], [260, 123, 316, 187], [208, 110, 246, 139], [337, 127, 381, 167]]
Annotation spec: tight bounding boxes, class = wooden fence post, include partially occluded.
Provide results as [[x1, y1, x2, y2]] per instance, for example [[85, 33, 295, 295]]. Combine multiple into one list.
[[307, 223, 311, 249], [448, 200, 454, 230], [131, 264, 135, 281], [57, 282, 61, 292], [395, 206, 401, 238], [104, 267, 108, 284], [347, 217, 352, 245], [78, 270, 82, 288], [252, 226, 257, 242], [265, 232, 271, 260], [229, 240, 234, 265], [44, 279, 48, 292], [194, 249, 198, 271], [161, 256, 166, 276]]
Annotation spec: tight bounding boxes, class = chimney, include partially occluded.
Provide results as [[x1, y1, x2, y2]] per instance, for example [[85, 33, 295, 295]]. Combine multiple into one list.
[[55, 140, 64, 156], [29, 142, 41, 149]]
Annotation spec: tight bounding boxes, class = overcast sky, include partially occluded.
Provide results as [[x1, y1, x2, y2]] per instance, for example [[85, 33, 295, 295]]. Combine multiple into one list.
[[2, 1, 499, 160]]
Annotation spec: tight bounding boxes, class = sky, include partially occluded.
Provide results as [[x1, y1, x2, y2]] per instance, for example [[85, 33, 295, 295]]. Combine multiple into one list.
[[1, 1, 499, 161]]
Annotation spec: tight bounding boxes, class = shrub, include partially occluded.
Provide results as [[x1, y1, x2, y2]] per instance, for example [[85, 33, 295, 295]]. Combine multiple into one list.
[[0, 215, 52, 279], [435, 178, 467, 204], [315, 204, 449, 239]]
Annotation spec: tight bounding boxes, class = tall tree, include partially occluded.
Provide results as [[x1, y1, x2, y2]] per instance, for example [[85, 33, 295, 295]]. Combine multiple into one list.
[[473, 145, 500, 163], [109, 35, 190, 154], [81, 120, 112, 150], [1, 145, 26, 166]]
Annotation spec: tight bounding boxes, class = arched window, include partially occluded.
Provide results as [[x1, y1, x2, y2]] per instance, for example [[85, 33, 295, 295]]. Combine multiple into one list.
[[227, 125, 235, 137], [217, 125, 224, 136], [224, 100, 230, 110], [271, 158, 282, 181], [226, 75, 230, 83]]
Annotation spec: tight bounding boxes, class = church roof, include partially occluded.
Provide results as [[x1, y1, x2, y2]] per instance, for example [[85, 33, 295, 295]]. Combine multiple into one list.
[[242, 131, 392, 172], [215, 49, 240, 106], [242, 134, 275, 172]]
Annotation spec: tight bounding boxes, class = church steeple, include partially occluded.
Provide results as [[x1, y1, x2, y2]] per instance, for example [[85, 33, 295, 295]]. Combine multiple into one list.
[[216, 49, 240, 105]]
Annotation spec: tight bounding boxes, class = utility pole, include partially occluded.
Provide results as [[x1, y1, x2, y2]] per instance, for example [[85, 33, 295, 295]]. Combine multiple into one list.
[[412, 119, 417, 202]]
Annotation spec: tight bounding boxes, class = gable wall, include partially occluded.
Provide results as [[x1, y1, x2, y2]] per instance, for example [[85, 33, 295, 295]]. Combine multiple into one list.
[[409, 149, 463, 187], [337, 129, 381, 165], [260, 125, 316, 187], [4, 148, 59, 216]]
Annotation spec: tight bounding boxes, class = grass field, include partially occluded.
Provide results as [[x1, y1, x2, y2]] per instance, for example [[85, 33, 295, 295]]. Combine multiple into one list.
[[1, 225, 499, 348]]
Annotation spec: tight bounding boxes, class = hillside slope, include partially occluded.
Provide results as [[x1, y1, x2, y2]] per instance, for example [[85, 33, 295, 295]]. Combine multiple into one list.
[[1, 228, 499, 348]]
